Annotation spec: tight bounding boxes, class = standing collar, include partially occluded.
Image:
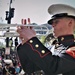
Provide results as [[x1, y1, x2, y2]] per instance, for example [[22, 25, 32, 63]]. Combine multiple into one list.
[[58, 35, 75, 46]]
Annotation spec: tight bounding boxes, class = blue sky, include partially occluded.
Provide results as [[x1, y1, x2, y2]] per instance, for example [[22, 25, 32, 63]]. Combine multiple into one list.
[[0, 0, 75, 25]]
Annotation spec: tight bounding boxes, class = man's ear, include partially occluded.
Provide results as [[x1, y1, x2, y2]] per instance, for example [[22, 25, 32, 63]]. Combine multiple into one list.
[[68, 18, 73, 26]]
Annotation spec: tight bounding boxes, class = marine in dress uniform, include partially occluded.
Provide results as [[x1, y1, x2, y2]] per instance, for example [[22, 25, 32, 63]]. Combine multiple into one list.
[[17, 4, 75, 75]]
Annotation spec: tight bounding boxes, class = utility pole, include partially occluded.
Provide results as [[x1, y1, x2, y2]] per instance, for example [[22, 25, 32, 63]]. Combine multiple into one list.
[[5, 0, 15, 47]]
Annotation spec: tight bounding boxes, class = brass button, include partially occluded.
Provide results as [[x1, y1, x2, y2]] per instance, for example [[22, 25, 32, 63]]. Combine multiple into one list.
[[56, 44, 59, 47], [35, 44, 39, 48], [41, 50, 45, 54], [61, 37, 64, 41], [29, 40, 33, 43]]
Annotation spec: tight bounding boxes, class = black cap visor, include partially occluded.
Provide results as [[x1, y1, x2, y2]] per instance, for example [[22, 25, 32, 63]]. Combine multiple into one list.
[[48, 13, 75, 25]]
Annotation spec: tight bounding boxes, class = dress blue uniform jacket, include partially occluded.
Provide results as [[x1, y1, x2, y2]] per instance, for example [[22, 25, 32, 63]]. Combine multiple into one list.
[[17, 35, 75, 75]]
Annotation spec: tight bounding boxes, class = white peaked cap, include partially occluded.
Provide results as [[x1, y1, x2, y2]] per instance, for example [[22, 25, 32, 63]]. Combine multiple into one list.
[[47, 4, 75, 24], [48, 4, 75, 16]]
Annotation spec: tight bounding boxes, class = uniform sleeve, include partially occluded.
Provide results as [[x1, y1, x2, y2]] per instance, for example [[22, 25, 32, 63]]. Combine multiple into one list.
[[17, 44, 41, 74], [17, 37, 75, 75]]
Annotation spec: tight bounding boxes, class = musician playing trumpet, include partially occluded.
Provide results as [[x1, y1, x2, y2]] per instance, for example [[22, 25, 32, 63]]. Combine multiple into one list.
[[17, 4, 75, 75]]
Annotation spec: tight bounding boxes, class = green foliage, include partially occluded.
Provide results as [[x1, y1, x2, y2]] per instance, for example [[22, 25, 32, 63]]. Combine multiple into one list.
[[39, 36, 46, 44]]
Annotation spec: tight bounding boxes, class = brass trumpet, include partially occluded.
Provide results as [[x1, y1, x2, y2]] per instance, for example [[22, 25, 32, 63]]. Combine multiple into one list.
[[0, 23, 53, 37]]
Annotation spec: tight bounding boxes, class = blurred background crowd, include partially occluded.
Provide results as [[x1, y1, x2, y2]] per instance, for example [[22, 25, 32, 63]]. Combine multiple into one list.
[[0, 36, 25, 75]]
